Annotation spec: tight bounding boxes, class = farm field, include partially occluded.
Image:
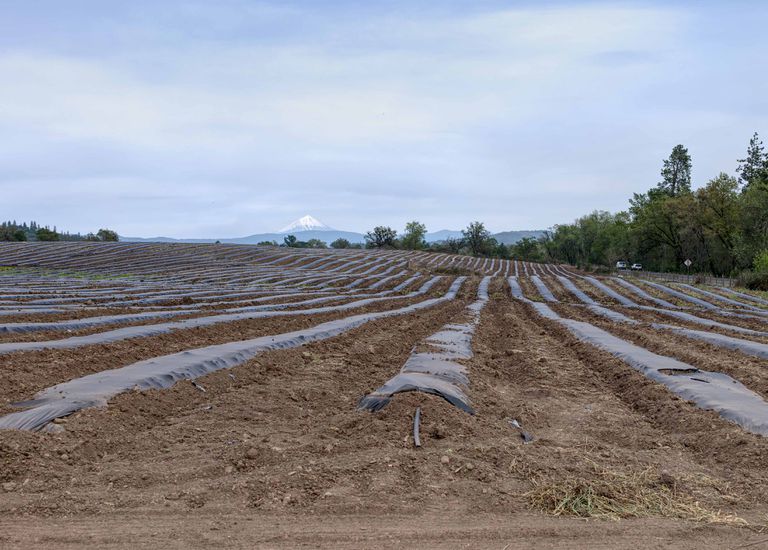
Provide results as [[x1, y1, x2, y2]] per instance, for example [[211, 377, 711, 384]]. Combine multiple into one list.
[[2, 242, 768, 548]]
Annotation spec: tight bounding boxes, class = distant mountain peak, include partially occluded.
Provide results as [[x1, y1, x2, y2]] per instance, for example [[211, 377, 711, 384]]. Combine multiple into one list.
[[277, 215, 334, 234]]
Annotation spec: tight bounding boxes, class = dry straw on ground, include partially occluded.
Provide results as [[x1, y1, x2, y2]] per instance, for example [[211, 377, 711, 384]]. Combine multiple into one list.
[[527, 465, 747, 525]]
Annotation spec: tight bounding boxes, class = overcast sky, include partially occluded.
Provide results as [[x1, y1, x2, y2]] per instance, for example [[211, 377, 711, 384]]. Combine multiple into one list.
[[2, 1, 767, 237]]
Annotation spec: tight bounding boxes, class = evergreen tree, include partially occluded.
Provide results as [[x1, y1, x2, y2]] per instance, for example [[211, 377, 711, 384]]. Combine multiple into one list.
[[737, 132, 768, 190], [658, 144, 692, 196]]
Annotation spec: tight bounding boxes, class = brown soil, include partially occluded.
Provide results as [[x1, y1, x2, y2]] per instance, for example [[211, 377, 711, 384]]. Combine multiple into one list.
[[537, 274, 573, 303], [629, 279, 700, 308], [2, 262, 768, 548], [0, 289, 435, 344], [0, 279, 461, 413], [556, 303, 768, 404]]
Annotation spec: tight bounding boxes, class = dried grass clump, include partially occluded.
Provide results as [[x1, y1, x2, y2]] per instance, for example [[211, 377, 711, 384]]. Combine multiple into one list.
[[527, 466, 746, 525]]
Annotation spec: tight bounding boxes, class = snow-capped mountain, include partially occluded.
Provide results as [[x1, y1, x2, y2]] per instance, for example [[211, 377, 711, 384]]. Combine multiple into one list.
[[123, 213, 544, 245], [277, 215, 335, 234]]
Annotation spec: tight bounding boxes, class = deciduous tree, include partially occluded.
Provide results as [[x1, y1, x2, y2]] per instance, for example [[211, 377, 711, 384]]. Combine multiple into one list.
[[462, 221, 492, 256], [331, 238, 351, 249], [401, 221, 427, 250], [97, 228, 119, 242], [365, 226, 398, 248]]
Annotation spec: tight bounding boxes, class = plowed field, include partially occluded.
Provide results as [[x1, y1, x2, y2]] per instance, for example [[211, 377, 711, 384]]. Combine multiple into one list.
[[1, 243, 768, 548]]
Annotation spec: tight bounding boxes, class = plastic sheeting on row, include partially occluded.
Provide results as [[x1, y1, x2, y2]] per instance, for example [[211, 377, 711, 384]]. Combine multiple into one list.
[[582, 276, 638, 307], [659, 325, 768, 360], [637, 306, 768, 337], [562, 288, 768, 361], [531, 276, 559, 303], [556, 276, 596, 305], [570, 277, 768, 337], [642, 280, 718, 310], [720, 287, 768, 307], [358, 277, 491, 414], [0, 309, 200, 335], [509, 283, 768, 437], [224, 274, 422, 314], [0, 279, 467, 431], [0, 308, 68, 317], [508, 276, 524, 299], [676, 283, 767, 312], [610, 277, 678, 309], [0, 277, 444, 356], [563, 315, 768, 436]]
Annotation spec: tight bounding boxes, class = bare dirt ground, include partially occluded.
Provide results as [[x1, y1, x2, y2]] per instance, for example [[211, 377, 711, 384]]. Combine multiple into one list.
[[3, 274, 768, 548], [0, 512, 759, 549], [0, 279, 457, 414]]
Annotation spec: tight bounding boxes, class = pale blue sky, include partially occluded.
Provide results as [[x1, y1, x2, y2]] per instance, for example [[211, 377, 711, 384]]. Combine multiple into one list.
[[2, 1, 766, 237]]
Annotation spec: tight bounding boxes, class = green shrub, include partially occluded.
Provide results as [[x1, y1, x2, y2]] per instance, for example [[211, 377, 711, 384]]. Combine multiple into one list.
[[35, 227, 59, 241], [331, 238, 351, 249], [97, 229, 119, 242], [305, 238, 327, 249], [754, 250, 768, 273], [737, 270, 768, 291]]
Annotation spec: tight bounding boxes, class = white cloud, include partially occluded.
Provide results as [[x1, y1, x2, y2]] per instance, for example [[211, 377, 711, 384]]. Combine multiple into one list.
[[1, 2, 765, 236], [0, 5, 684, 147]]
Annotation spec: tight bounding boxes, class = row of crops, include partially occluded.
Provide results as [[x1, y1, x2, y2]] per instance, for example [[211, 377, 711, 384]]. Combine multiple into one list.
[[0, 242, 767, 440]]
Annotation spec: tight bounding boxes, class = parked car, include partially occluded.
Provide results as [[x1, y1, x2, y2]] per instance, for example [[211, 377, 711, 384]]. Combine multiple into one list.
[[616, 261, 628, 269], [631, 263, 643, 271]]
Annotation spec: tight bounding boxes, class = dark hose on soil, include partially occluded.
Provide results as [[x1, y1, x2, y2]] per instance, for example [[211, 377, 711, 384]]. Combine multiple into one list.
[[414, 407, 422, 448]]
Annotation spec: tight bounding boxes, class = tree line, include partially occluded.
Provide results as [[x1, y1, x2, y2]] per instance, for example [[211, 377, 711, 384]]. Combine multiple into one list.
[[269, 220, 531, 259], [529, 133, 768, 288], [289, 133, 767, 288], [0, 221, 119, 242], [358, 221, 512, 256]]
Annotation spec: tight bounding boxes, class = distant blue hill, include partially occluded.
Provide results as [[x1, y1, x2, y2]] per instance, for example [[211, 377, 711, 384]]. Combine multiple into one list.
[[424, 229, 463, 242], [123, 228, 545, 245], [229, 230, 366, 245], [122, 230, 366, 245], [492, 230, 546, 245]]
